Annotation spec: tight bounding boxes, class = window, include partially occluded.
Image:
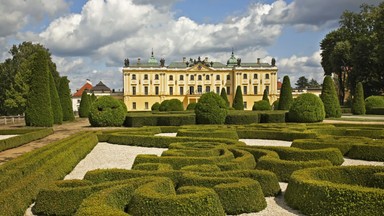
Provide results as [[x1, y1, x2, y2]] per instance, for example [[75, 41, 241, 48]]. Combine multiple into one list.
[[155, 74, 159, 80], [132, 102, 136, 110], [243, 101, 247, 109], [180, 86, 184, 95], [206, 75, 210, 80], [254, 86, 258, 95], [132, 86, 136, 95], [145, 102, 149, 110], [144, 74, 148, 80], [243, 73, 247, 79], [169, 87, 173, 95], [216, 75, 220, 80], [169, 75, 173, 81], [265, 74, 270, 79], [253, 74, 258, 79], [227, 75, 230, 80], [265, 86, 269, 93], [190, 75, 194, 81], [180, 75, 184, 81], [144, 86, 148, 95], [189, 86, 194, 95], [206, 86, 210, 93], [198, 75, 202, 81], [243, 86, 248, 95], [216, 87, 220, 94], [226, 86, 230, 95], [155, 86, 159, 95], [197, 85, 202, 93], [132, 74, 136, 80]]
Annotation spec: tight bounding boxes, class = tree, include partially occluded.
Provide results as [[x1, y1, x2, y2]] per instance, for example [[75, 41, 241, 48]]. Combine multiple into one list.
[[288, 93, 325, 123], [232, 86, 244, 110], [262, 89, 269, 104], [220, 88, 229, 108], [88, 96, 126, 127], [90, 93, 97, 103], [252, 100, 271, 111], [308, 79, 320, 88], [320, 76, 341, 118], [295, 76, 309, 89], [48, 66, 63, 124], [351, 82, 365, 115], [25, 50, 53, 127], [58, 76, 75, 121], [78, 90, 91, 118], [195, 92, 228, 124], [278, 76, 293, 110]]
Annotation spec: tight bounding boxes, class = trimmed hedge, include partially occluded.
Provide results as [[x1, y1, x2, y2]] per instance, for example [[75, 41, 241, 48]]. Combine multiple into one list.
[[0, 128, 53, 152], [236, 128, 317, 141], [124, 113, 195, 127], [225, 110, 260, 124], [365, 96, 384, 113], [89, 96, 126, 127], [288, 93, 325, 123], [177, 129, 239, 140], [259, 111, 287, 123], [252, 100, 271, 111], [285, 166, 384, 216], [195, 92, 228, 124]]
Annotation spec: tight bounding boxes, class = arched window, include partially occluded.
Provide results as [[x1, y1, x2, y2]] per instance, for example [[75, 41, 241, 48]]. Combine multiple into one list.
[[253, 74, 258, 79], [216, 75, 220, 80], [169, 75, 173, 81], [132, 74, 136, 80], [180, 75, 184, 81], [243, 73, 247, 79], [155, 74, 159, 80], [206, 75, 210, 80], [198, 75, 202, 81], [144, 74, 148, 80], [265, 74, 270, 79], [197, 85, 202, 93], [190, 75, 195, 81]]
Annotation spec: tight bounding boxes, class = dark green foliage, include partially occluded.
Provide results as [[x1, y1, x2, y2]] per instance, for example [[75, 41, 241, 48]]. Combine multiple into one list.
[[365, 96, 384, 113], [259, 111, 287, 123], [225, 110, 260, 124], [196, 92, 228, 124], [320, 76, 341, 118], [177, 129, 239, 140], [232, 86, 244, 110], [0, 128, 53, 152], [151, 102, 160, 111], [272, 99, 279, 110], [186, 102, 197, 110], [58, 76, 75, 121], [78, 90, 91, 118], [262, 89, 269, 104], [352, 82, 366, 115], [88, 96, 126, 127], [288, 93, 325, 123], [236, 128, 316, 141], [159, 100, 170, 111], [277, 76, 293, 110], [159, 99, 183, 111], [252, 100, 271, 111], [48, 67, 63, 124], [90, 93, 97, 103], [25, 49, 53, 127], [220, 88, 230, 108]]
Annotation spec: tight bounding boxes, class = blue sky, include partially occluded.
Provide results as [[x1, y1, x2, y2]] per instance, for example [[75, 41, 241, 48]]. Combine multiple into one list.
[[0, 0, 381, 92]]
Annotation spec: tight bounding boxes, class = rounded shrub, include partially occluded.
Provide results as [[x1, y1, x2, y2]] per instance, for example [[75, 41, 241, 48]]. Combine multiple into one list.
[[88, 96, 126, 127], [195, 92, 228, 124], [159, 99, 183, 111], [288, 93, 325, 123], [352, 82, 365, 115], [159, 100, 170, 111], [151, 102, 160, 111], [277, 75, 293, 110], [320, 76, 341, 118], [365, 96, 384, 112], [186, 102, 197, 110], [252, 100, 271, 111]]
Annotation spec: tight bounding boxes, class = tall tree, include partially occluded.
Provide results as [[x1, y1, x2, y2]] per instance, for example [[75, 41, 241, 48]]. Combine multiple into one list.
[[278, 75, 293, 110], [25, 50, 53, 127], [220, 88, 229, 108], [78, 91, 91, 118], [295, 76, 309, 89], [320, 76, 341, 118], [58, 76, 75, 121], [48, 66, 63, 124], [308, 78, 320, 88], [232, 86, 244, 110], [351, 82, 365, 115]]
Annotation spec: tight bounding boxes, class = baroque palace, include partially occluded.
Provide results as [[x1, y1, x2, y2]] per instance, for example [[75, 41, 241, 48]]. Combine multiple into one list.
[[122, 51, 278, 111]]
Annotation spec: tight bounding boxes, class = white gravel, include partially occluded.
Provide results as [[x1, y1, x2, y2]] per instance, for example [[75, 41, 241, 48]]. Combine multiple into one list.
[[0, 135, 18, 140], [240, 139, 292, 147]]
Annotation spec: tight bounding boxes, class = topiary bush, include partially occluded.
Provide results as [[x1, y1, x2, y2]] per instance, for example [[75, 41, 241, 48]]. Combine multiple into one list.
[[186, 102, 197, 111], [159, 99, 183, 111], [88, 96, 126, 127], [262, 89, 270, 104], [352, 82, 366, 115], [277, 75, 293, 110], [48, 69, 63, 124], [320, 76, 341, 118], [58, 76, 75, 121], [195, 92, 228, 124], [78, 90, 91, 118], [365, 96, 384, 113], [220, 88, 230, 108], [252, 100, 271, 111], [232, 86, 244, 110], [151, 102, 160, 111], [288, 93, 325, 123]]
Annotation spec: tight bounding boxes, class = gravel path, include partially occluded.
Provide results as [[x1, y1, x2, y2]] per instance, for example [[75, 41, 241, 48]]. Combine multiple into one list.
[[0, 135, 18, 140]]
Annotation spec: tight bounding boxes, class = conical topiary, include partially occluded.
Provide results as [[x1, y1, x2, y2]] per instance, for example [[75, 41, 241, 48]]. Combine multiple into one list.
[[48, 68, 63, 124], [58, 76, 75, 121], [320, 76, 341, 118], [232, 86, 244, 110], [220, 88, 230, 108], [78, 90, 91, 118], [277, 76, 293, 110], [262, 89, 269, 104], [352, 82, 365, 115]]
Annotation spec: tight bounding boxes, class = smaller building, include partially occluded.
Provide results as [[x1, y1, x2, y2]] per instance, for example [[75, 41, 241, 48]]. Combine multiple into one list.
[[90, 81, 111, 96], [72, 80, 93, 112]]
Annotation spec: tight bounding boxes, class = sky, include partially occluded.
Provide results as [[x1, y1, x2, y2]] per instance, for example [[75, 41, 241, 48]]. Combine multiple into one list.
[[0, 0, 381, 92]]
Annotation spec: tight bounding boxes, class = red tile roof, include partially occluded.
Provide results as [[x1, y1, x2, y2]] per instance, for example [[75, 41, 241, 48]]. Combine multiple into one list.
[[277, 81, 282, 90], [73, 82, 93, 97]]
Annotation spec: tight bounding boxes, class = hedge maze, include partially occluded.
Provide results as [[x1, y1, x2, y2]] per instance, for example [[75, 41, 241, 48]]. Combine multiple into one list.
[[1, 123, 384, 215]]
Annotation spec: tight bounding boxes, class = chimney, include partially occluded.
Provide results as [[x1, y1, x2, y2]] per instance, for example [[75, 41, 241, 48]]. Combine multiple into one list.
[[257, 58, 260, 64], [183, 57, 186, 62]]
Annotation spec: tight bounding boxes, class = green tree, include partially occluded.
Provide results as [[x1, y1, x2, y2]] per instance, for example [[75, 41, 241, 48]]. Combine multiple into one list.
[[48, 66, 63, 124], [90, 93, 97, 103], [58, 76, 75, 121], [195, 92, 228, 124], [295, 76, 309, 89], [25, 50, 53, 127], [320, 76, 341, 118], [288, 93, 325, 123], [278, 76, 293, 110], [262, 89, 269, 104], [232, 86, 244, 110], [220, 88, 229, 108], [308, 78, 320, 88], [78, 90, 91, 118], [351, 82, 365, 115], [252, 100, 271, 111]]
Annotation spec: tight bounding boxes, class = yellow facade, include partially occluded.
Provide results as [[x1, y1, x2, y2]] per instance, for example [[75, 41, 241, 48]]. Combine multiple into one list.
[[123, 53, 278, 111]]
